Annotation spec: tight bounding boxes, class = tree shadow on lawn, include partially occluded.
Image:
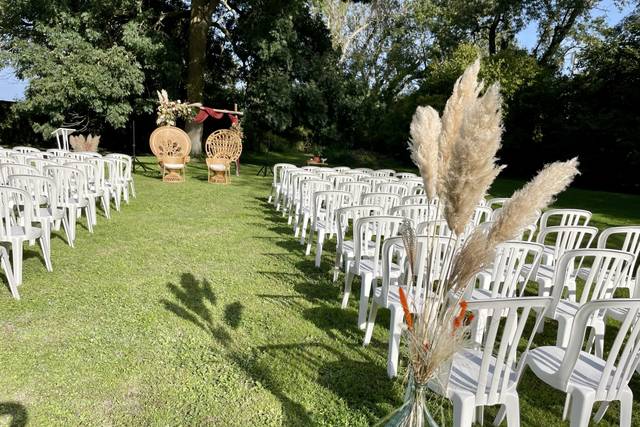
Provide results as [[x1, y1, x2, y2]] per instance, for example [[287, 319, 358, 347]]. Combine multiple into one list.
[[162, 273, 399, 424], [0, 402, 27, 427]]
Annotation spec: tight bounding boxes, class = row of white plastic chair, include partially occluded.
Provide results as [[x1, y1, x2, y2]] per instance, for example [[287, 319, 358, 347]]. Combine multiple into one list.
[[266, 163, 640, 427], [0, 148, 136, 299]]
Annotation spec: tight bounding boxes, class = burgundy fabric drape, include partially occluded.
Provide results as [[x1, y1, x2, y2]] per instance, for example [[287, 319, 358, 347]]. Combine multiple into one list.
[[193, 107, 239, 124]]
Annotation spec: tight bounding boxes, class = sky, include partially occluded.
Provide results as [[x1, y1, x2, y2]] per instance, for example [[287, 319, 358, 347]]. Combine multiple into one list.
[[0, 0, 636, 102]]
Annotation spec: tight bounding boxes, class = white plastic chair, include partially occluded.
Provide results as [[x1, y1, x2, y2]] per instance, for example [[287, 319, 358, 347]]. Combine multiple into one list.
[[544, 248, 635, 356], [391, 204, 439, 225], [305, 190, 352, 267], [432, 297, 552, 427], [333, 205, 383, 282], [416, 219, 454, 238], [276, 167, 299, 212], [526, 299, 640, 427], [376, 182, 409, 197], [12, 146, 41, 154], [67, 161, 102, 226], [343, 215, 406, 329], [364, 235, 457, 377], [395, 172, 417, 179], [331, 174, 355, 189], [106, 153, 135, 200], [362, 177, 391, 192], [352, 167, 373, 174], [398, 177, 423, 195], [337, 181, 369, 206], [580, 226, 640, 292], [0, 163, 40, 184], [345, 171, 370, 181], [527, 225, 599, 300], [8, 175, 60, 274], [286, 172, 315, 224], [294, 179, 332, 239], [44, 165, 94, 247], [104, 155, 131, 204], [103, 158, 126, 212], [268, 163, 295, 206], [360, 192, 401, 214], [371, 169, 395, 177], [486, 197, 509, 210], [0, 186, 46, 285], [537, 208, 592, 263], [333, 166, 350, 173]]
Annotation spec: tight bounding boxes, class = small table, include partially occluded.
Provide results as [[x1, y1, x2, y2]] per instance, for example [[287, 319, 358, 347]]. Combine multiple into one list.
[[306, 159, 329, 167]]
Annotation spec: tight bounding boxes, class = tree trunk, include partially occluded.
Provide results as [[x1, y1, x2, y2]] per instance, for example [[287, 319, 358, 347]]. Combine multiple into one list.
[[186, 0, 219, 155], [488, 14, 501, 56]]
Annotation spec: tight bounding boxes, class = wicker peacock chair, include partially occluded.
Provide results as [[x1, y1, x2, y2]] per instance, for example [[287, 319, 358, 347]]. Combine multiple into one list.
[[149, 126, 191, 183], [205, 127, 243, 184]]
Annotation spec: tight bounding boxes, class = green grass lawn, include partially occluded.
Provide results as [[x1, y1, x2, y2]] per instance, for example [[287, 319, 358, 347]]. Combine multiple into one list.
[[1, 156, 639, 426]]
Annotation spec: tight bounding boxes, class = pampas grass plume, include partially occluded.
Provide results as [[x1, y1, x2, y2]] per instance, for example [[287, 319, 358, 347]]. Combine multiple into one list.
[[408, 106, 441, 199]]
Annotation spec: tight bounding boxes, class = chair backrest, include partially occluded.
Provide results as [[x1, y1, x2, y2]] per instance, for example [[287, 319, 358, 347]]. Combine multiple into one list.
[[289, 173, 317, 208], [331, 174, 355, 189], [537, 225, 598, 265], [312, 191, 352, 233], [272, 163, 296, 188], [205, 128, 242, 161], [539, 208, 592, 231], [371, 169, 395, 177], [0, 186, 35, 239], [27, 157, 58, 174], [44, 165, 89, 204], [336, 205, 383, 252], [473, 241, 545, 298], [345, 171, 370, 181], [338, 181, 369, 205], [376, 182, 409, 197], [12, 146, 40, 154], [67, 161, 100, 192], [8, 174, 59, 217], [360, 192, 401, 214], [149, 126, 191, 160], [459, 297, 552, 405], [471, 206, 493, 226], [486, 197, 509, 210], [316, 169, 338, 180], [105, 154, 132, 180], [352, 168, 373, 174], [558, 299, 640, 401], [298, 179, 332, 211], [550, 249, 635, 317], [353, 215, 406, 276], [378, 235, 455, 306], [46, 148, 68, 157], [333, 166, 350, 173], [597, 226, 640, 275], [391, 204, 439, 224], [395, 172, 417, 179], [0, 163, 40, 184], [416, 219, 454, 238], [362, 176, 390, 192], [279, 167, 300, 198], [398, 177, 423, 194], [9, 152, 29, 165]]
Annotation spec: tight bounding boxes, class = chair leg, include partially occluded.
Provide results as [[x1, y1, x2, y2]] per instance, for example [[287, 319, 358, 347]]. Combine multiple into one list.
[[358, 275, 373, 329], [40, 222, 53, 272], [387, 306, 404, 378], [314, 230, 325, 268], [619, 389, 633, 427], [363, 300, 379, 346], [333, 251, 342, 282], [68, 206, 77, 247], [556, 317, 573, 349], [504, 393, 520, 427], [11, 241, 23, 286], [101, 193, 111, 219], [452, 393, 475, 427], [2, 253, 18, 299], [341, 270, 355, 309], [569, 390, 595, 427], [130, 180, 136, 198]]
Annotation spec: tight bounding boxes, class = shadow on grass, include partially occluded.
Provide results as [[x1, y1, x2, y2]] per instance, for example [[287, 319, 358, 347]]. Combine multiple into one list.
[[0, 402, 27, 427]]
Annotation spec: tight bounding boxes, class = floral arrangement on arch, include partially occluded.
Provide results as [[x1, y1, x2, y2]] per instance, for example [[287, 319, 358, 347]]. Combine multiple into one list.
[[383, 59, 580, 426], [156, 90, 202, 127]]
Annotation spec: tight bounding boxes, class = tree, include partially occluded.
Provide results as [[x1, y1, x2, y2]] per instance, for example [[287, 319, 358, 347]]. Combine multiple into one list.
[[185, 0, 220, 155]]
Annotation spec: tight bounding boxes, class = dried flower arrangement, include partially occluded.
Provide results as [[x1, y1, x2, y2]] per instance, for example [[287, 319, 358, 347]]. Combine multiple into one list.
[[384, 59, 579, 426], [156, 89, 201, 127], [69, 134, 101, 152]]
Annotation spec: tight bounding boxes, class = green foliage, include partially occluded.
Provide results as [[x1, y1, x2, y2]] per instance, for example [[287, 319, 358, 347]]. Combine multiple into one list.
[[8, 19, 144, 135]]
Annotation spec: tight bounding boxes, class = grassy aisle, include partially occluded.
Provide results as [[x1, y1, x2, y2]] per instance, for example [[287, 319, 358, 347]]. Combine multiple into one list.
[[0, 157, 638, 426]]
